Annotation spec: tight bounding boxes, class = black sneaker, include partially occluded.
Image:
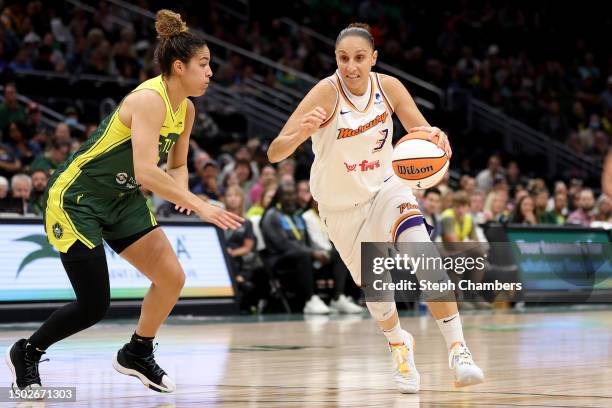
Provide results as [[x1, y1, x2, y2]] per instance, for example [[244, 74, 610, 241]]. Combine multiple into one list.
[[5, 339, 45, 391], [112, 343, 175, 393]]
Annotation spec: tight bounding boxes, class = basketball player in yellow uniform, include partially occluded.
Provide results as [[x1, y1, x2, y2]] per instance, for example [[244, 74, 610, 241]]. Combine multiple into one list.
[[5, 10, 243, 394]]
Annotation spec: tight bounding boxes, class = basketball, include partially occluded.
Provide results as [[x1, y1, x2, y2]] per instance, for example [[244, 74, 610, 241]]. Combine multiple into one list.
[[392, 131, 449, 189]]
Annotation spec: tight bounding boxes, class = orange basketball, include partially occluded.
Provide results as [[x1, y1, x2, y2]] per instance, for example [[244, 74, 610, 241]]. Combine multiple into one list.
[[392, 131, 449, 189]]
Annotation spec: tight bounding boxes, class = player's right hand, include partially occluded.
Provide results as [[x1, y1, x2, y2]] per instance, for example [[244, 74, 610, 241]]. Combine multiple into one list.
[[196, 202, 244, 230], [299, 107, 327, 135]]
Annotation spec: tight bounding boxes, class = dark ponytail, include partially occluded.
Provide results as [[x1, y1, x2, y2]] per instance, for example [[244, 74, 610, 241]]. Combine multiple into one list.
[[154, 9, 207, 76]]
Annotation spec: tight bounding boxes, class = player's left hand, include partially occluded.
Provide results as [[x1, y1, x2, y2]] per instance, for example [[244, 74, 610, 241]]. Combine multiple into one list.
[[409, 126, 452, 158]]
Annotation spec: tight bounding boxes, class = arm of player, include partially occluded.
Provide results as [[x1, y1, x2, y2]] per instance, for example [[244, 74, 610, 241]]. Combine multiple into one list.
[[128, 90, 243, 230], [167, 99, 195, 215], [381, 74, 452, 158], [267, 80, 336, 163]]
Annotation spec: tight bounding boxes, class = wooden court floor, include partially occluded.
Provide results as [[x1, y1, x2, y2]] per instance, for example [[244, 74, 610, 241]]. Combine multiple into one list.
[[1, 308, 611, 407]]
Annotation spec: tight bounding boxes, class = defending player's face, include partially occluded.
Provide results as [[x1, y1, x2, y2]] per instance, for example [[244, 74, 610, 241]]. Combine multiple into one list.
[[181, 45, 213, 97], [335, 36, 377, 90]]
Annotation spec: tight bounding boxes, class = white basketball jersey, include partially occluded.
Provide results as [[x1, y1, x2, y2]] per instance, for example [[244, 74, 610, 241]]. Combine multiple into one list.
[[310, 71, 395, 211]]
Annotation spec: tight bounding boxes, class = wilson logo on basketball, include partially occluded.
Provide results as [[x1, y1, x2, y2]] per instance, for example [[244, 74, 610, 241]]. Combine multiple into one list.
[[396, 164, 434, 175], [337, 112, 388, 140]]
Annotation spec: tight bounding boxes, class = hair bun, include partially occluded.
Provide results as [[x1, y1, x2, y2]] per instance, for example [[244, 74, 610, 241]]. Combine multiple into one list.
[[348, 22, 371, 33], [155, 9, 188, 38]]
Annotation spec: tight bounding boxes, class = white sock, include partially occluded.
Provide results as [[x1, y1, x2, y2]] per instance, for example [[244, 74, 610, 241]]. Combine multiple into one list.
[[435, 313, 465, 350], [382, 321, 405, 345]]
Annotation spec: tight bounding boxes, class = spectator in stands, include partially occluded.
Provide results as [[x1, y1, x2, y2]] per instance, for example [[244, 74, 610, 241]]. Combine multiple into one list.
[[221, 170, 240, 195], [25, 102, 51, 147], [441, 191, 478, 242], [248, 164, 276, 204], [568, 178, 583, 212], [223, 185, 260, 310], [469, 190, 487, 224], [422, 188, 442, 241], [277, 158, 296, 179], [543, 191, 568, 225], [296, 180, 311, 214], [533, 187, 555, 224], [0, 176, 8, 200], [567, 188, 595, 226], [476, 154, 504, 192], [247, 183, 277, 218], [593, 195, 612, 223], [441, 191, 490, 308], [53, 123, 71, 143], [547, 181, 567, 211], [459, 175, 476, 196], [0, 173, 34, 215], [509, 195, 537, 225], [505, 160, 523, 196], [30, 136, 70, 174], [29, 169, 48, 215], [191, 159, 222, 201], [219, 146, 259, 184], [63, 107, 80, 129], [247, 183, 278, 253], [5, 121, 37, 169], [539, 100, 570, 141], [234, 158, 255, 198], [0, 141, 21, 179], [486, 190, 510, 223], [0, 83, 26, 132], [441, 189, 454, 212], [261, 183, 330, 314], [302, 198, 363, 313]]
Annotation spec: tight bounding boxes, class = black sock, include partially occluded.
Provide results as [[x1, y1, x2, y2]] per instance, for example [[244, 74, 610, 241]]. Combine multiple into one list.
[[127, 332, 154, 356]]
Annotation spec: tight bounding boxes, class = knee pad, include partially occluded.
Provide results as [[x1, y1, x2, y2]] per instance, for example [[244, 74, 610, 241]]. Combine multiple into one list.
[[366, 301, 396, 322]]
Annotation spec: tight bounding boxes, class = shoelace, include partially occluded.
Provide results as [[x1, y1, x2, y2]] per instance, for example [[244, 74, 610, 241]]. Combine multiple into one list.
[[390, 344, 410, 375], [448, 344, 473, 369], [140, 343, 166, 379], [23, 354, 49, 385]]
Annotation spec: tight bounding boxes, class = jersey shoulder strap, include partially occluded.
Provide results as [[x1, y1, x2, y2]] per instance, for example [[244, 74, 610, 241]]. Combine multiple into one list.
[[319, 76, 339, 129]]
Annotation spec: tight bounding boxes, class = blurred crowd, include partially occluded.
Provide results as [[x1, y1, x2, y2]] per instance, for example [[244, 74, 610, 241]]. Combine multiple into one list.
[[3, 112, 610, 312], [2, 1, 611, 159], [2, 1, 612, 313], [267, 1, 612, 163]]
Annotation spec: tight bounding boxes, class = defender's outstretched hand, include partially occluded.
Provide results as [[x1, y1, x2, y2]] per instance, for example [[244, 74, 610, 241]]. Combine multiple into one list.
[[195, 202, 244, 230]]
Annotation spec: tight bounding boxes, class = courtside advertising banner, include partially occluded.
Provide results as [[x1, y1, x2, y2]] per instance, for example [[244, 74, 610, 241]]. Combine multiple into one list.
[[0, 221, 234, 302]]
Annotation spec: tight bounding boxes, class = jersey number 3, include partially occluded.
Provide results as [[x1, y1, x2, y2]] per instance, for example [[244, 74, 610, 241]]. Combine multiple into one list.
[[373, 129, 389, 153]]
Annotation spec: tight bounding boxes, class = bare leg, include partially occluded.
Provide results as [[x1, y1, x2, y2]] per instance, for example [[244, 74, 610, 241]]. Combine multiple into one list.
[[119, 228, 185, 337]]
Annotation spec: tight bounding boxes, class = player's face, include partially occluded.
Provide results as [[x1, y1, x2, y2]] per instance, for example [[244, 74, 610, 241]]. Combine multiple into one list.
[[181, 46, 213, 97], [335, 36, 377, 92]]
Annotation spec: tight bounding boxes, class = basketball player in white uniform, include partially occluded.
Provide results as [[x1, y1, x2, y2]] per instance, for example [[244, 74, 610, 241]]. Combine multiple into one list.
[[268, 23, 484, 393]]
